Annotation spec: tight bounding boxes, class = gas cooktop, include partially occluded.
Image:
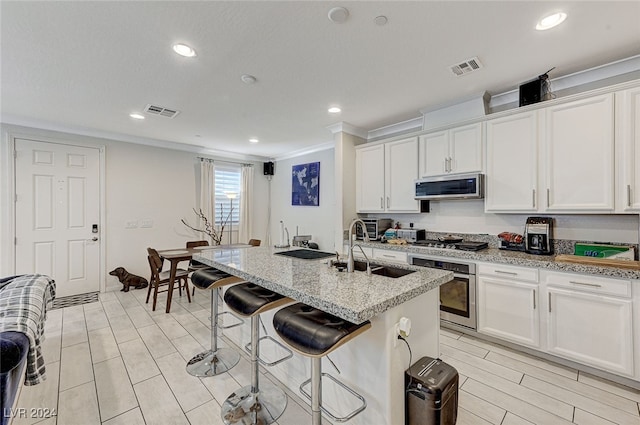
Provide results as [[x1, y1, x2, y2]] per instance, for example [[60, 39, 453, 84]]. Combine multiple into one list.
[[413, 239, 489, 251]]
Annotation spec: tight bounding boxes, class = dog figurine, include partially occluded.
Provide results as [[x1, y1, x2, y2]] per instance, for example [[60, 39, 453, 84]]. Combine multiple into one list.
[[109, 267, 149, 292]]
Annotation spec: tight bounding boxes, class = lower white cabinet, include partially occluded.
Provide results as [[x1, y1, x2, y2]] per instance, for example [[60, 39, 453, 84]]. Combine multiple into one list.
[[546, 285, 634, 377], [477, 265, 540, 348], [372, 248, 407, 263]]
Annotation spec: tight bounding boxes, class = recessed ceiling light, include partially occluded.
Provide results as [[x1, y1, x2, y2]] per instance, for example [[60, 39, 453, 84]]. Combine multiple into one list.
[[172, 43, 197, 57], [249, 138, 259, 143], [129, 113, 145, 120], [328, 7, 349, 23], [536, 12, 567, 30], [328, 107, 342, 114], [241, 74, 257, 84]]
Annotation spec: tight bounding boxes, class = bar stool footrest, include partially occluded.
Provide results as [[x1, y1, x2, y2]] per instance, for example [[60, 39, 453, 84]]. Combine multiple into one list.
[[244, 335, 293, 367], [217, 311, 244, 329], [299, 373, 367, 423]]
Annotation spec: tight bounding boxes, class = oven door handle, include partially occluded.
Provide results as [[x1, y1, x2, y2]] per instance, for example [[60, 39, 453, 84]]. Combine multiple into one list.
[[452, 273, 471, 279]]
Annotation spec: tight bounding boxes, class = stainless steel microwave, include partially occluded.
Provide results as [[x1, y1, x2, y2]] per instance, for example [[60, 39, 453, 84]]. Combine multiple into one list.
[[415, 173, 484, 200]]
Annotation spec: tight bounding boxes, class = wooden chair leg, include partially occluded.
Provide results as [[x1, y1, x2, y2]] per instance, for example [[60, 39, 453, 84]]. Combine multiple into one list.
[[184, 278, 192, 303], [152, 282, 159, 311], [146, 278, 154, 303]]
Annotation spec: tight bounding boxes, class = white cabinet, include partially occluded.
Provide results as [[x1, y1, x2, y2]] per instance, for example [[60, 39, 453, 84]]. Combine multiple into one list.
[[372, 248, 407, 263], [616, 86, 640, 211], [419, 123, 482, 177], [356, 137, 419, 213], [355, 144, 385, 212], [485, 111, 538, 212], [542, 93, 615, 212], [477, 263, 540, 348], [544, 271, 634, 377]]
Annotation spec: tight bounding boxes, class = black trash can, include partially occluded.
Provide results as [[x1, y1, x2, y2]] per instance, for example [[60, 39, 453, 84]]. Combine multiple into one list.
[[405, 356, 458, 425]]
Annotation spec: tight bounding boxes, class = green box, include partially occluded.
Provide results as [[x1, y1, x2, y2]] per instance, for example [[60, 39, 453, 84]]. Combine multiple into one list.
[[574, 243, 633, 258]]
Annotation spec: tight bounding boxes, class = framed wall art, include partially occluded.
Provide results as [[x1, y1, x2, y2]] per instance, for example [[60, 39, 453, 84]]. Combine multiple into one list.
[[291, 161, 320, 206]]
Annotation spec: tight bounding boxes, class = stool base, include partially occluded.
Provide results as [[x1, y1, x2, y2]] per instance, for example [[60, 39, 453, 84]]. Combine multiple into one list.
[[186, 348, 240, 377], [221, 381, 287, 425]]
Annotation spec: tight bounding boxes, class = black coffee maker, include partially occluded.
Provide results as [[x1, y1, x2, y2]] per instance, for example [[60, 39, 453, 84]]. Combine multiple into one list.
[[525, 217, 553, 255]]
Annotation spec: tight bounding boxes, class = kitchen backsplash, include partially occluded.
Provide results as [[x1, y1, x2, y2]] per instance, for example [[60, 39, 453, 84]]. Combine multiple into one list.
[[422, 231, 638, 256]]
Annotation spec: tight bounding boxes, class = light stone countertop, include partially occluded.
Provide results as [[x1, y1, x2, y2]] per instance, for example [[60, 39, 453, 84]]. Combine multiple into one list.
[[193, 246, 453, 324], [357, 241, 640, 280]]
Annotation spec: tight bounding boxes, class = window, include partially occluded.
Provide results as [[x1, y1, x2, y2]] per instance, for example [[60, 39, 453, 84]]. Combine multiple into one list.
[[214, 165, 241, 226]]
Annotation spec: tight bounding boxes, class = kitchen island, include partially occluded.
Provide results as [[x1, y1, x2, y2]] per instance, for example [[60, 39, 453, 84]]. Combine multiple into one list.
[[194, 246, 452, 425]]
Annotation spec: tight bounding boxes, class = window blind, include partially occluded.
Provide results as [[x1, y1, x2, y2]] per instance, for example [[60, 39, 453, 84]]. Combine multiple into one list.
[[214, 165, 242, 225]]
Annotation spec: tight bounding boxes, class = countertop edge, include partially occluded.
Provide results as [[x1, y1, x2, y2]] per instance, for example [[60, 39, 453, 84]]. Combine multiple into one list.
[[358, 241, 640, 280]]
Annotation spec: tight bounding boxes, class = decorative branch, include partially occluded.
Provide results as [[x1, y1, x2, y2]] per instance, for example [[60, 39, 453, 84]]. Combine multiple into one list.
[[181, 205, 233, 245]]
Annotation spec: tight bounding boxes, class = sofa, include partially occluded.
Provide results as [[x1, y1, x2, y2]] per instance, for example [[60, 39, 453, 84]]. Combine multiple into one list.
[[0, 275, 56, 425]]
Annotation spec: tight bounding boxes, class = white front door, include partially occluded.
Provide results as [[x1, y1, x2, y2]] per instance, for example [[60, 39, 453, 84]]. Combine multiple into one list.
[[15, 138, 101, 297]]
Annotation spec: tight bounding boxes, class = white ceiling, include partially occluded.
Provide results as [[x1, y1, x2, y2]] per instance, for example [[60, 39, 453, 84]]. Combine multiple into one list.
[[2, 1, 639, 160]]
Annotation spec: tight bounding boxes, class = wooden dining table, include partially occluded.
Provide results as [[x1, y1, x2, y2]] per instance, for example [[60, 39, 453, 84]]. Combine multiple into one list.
[[158, 244, 251, 313]]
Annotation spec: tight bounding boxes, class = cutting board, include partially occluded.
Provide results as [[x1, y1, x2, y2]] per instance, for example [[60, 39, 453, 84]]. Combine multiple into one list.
[[555, 254, 640, 270]]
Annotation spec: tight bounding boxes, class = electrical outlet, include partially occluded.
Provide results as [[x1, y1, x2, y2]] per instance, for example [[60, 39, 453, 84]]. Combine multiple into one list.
[[125, 220, 138, 229], [140, 219, 153, 228]]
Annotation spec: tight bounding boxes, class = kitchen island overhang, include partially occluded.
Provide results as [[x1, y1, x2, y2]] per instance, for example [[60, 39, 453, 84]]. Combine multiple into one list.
[[193, 246, 453, 425]]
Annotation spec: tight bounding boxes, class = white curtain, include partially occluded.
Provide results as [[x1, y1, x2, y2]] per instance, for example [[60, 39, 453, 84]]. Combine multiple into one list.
[[200, 159, 215, 244], [238, 165, 254, 243]]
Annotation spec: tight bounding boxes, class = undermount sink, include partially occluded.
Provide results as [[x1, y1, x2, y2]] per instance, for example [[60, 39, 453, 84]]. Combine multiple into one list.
[[333, 260, 416, 278], [274, 249, 335, 260]]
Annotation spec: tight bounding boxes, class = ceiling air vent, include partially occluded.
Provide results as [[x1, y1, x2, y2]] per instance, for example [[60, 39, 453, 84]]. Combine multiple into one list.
[[449, 56, 483, 76], [143, 104, 180, 119]]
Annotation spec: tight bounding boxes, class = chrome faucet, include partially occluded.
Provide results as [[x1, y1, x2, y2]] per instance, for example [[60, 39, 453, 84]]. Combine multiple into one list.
[[352, 244, 372, 276], [347, 218, 370, 273]]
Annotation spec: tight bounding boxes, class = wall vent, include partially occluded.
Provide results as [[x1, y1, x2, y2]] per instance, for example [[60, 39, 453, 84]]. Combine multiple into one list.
[[143, 104, 180, 118], [449, 56, 483, 76]]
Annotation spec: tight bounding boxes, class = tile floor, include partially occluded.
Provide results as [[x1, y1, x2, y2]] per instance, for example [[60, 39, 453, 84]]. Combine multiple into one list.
[[11, 287, 640, 425]]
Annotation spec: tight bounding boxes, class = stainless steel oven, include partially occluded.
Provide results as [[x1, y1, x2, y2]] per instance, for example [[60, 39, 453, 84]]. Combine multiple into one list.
[[408, 254, 477, 330]]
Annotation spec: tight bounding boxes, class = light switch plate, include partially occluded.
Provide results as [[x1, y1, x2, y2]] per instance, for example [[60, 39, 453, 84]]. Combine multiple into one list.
[[140, 219, 153, 228], [125, 220, 138, 229]]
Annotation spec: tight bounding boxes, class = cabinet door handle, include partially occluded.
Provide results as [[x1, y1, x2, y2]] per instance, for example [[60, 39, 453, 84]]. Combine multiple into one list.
[[569, 280, 602, 288], [533, 290, 536, 309], [548, 293, 552, 312], [380, 197, 384, 209], [444, 158, 449, 173], [495, 270, 517, 276], [532, 189, 536, 208], [546, 188, 550, 208], [448, 157, 453, 172], [386, 197, 390, 208], [627, 184, 632, 207]]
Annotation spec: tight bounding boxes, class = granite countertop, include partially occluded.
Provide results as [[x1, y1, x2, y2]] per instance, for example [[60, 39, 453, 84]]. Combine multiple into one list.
[[357, 241, 640, 280], [193, 246, 452, 324]]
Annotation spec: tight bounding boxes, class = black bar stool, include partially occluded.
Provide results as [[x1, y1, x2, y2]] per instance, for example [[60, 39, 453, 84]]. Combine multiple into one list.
[[273, 303, 371, 425], [221, 282, 292, 425], [186, 268, 244, 377]]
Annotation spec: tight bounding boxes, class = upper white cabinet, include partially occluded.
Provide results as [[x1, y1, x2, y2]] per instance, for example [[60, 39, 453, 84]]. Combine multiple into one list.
[[355, 144, 385, 212], [419, 123, 482, 177], [355, 137, 419, 213], [542, 93, 615, 212], [485, 111, 538, 212], [616, 86, 640, 211]]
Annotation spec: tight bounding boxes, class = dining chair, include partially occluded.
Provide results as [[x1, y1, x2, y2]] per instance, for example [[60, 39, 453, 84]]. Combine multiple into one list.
[[146, 247, 191, 311], [248, 239, 261, 247], [187, 240, 212, 296]]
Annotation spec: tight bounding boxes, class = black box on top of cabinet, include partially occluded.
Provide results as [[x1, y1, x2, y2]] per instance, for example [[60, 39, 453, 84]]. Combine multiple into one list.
[[519, 78, 543, 107], [405, 356, 458, 425]]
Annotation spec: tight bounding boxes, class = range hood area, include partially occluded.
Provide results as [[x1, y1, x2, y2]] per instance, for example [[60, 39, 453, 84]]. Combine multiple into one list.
[[414, 173, 484, 201]]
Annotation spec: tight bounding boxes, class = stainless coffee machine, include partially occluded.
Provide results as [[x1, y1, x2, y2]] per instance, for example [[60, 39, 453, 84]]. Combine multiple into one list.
[[525, 217, 553, 255]]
